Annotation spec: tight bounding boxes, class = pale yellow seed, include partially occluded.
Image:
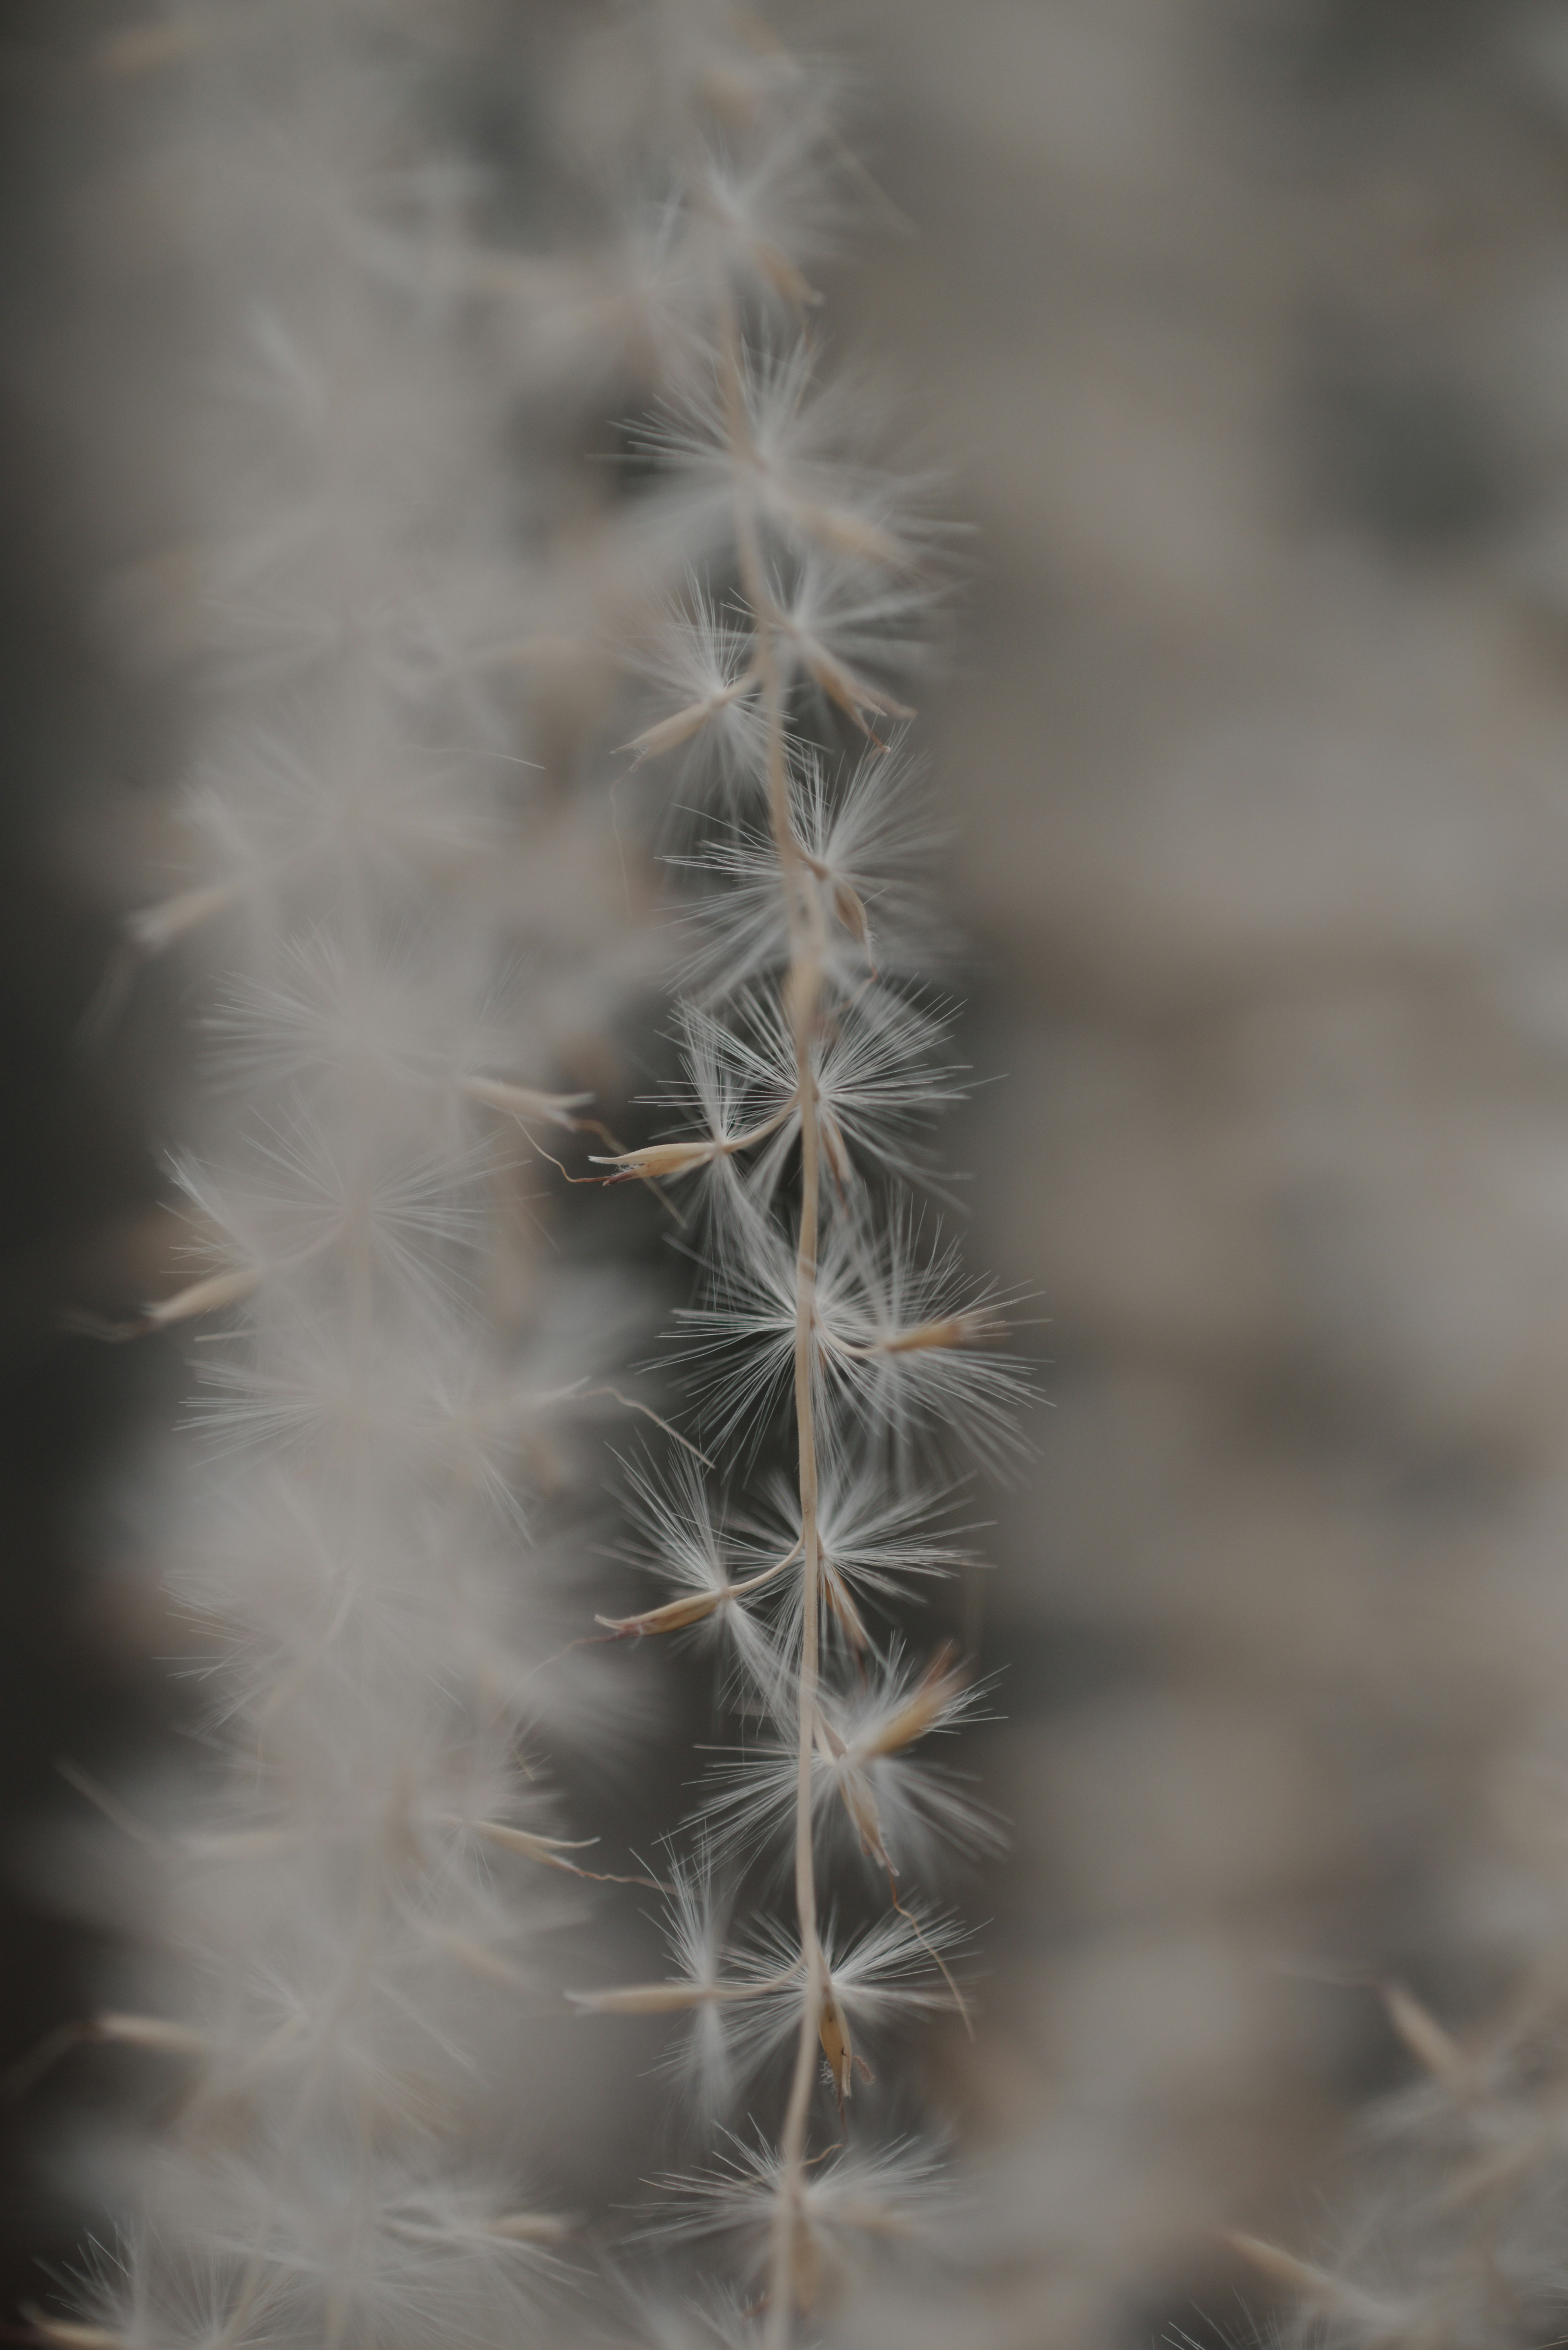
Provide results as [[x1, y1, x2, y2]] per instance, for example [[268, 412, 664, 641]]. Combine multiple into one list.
[[142, 1266, 261, 1329], [592, 1139, 719, 1181], [569, 1982, 715, 2015], [485, 2213, 575, 2243], [624, 679, 753, 764], [95, 2013, 210, 2058], [1382, 1980, 1468, 2086], [596, 1588, 727, 1637], [861, 1652, 964, 1759], [124, 880, 238, 956]]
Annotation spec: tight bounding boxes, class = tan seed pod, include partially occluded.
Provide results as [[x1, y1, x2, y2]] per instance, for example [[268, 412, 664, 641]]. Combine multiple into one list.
[[141, 1265, 262, 1329], [875, 1309, 1005, 1356], [1381, 1981, 1470, 2089], [124, 879, 238, 956], [624, 678, 756, 764], [597, 1589, 729, 1638], [94, 2013, 212, 2058], [861, 1647, 964, 1759], [593, 1138, 722, 1182]]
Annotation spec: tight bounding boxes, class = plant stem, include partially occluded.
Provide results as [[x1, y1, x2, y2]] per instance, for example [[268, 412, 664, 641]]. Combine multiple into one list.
[[715, 297, 829, 2350]]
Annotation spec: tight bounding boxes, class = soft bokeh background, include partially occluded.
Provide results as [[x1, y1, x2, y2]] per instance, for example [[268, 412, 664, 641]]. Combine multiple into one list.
[[0, 7, 187, 2319], [832, 2, 1568, 2342], [10, 2, 1568, 2342]]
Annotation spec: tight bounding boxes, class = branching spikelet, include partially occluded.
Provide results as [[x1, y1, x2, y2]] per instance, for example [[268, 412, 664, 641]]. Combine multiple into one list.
[[561, 11, 1027, 2343]]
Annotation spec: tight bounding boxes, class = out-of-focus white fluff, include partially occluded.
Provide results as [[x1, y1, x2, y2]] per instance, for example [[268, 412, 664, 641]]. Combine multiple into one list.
[[53, 5, 698, 2345]]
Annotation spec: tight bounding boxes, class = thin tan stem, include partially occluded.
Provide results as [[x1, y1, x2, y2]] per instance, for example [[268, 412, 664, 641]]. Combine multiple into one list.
[[713, 293, 829, 2350]]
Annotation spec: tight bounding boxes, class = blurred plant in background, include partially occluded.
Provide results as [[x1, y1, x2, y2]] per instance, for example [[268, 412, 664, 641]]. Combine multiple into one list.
[[832, 2, 1568, 2344]]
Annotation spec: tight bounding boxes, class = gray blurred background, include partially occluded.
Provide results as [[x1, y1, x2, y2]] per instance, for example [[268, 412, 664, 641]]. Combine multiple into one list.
[[11, 2, 1568, 2342], [832, 1, 1568, 2343]]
